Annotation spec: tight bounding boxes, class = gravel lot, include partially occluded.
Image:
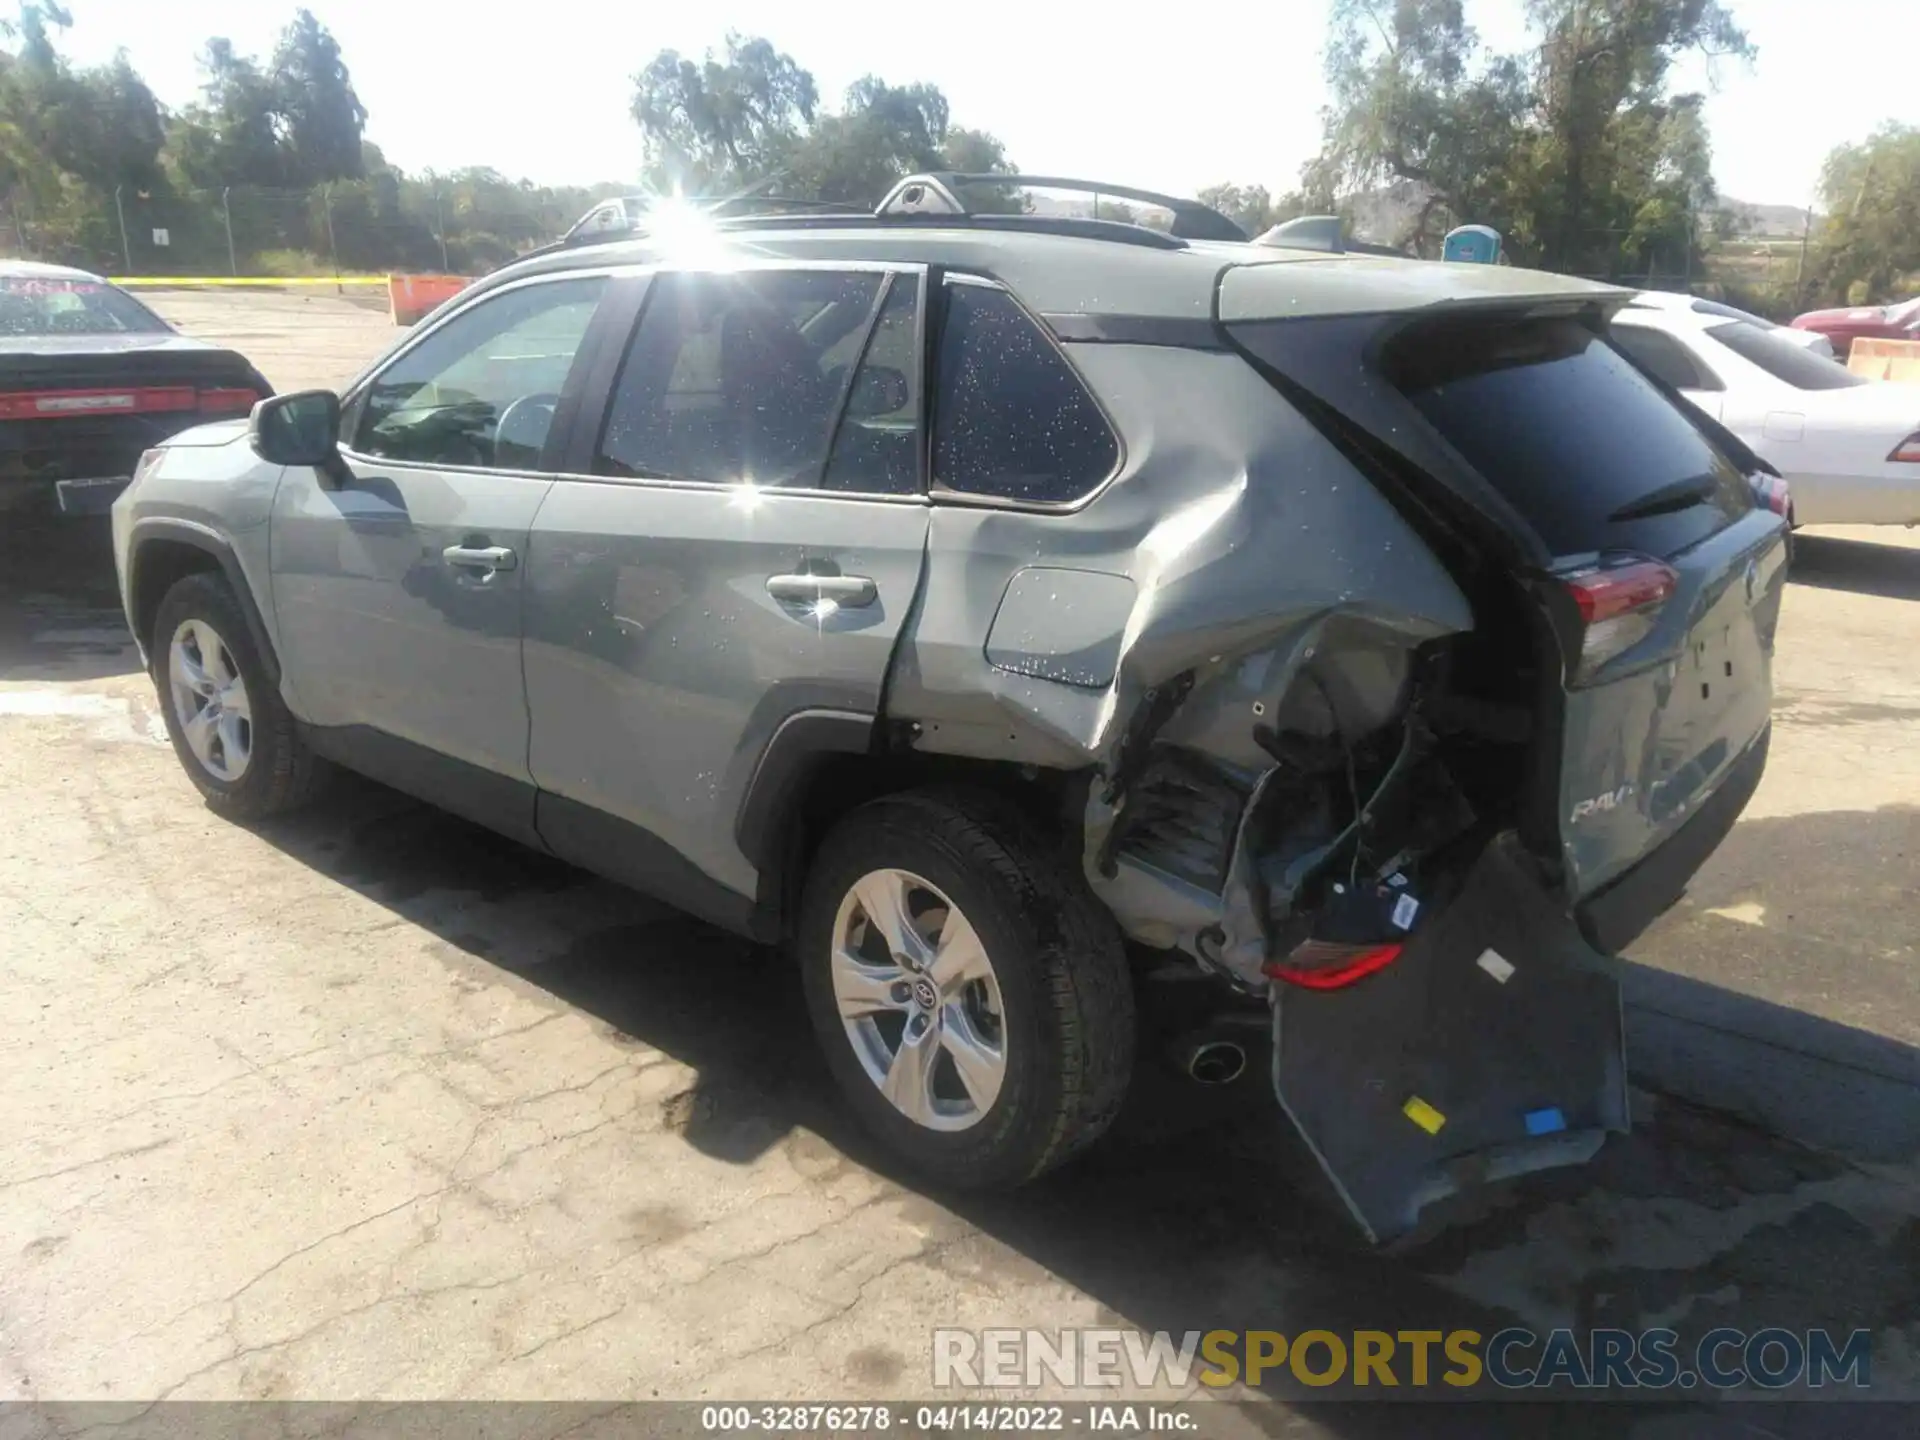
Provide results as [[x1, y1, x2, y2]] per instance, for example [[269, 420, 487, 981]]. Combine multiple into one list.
[[2, 291, 1916, 1428]]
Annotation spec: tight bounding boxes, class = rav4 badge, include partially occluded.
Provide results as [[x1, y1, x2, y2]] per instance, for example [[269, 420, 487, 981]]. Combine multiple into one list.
[[1570, 785, 1635, 823]]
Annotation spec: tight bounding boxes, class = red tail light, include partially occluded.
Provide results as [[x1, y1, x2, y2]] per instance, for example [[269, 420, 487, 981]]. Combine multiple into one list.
[[197, 387, 261, 414], [1264, 942, 1404, 991], [1748, 472, 1792, 516], [1889, 432, 1920, 464], [1557, 555, 1678, 681], [0, 386, 196, 420]]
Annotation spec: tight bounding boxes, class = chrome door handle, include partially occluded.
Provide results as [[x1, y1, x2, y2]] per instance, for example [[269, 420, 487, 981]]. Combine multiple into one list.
[[443, 544, 518, 574], [766, 573, 878, 608]]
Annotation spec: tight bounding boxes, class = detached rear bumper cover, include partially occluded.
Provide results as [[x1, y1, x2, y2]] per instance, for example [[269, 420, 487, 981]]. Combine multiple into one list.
[[1271, 832, 1630, 1243]]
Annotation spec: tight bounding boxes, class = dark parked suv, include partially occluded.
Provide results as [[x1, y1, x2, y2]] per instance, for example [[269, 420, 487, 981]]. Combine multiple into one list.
[[112, 175, 1787, 1240]]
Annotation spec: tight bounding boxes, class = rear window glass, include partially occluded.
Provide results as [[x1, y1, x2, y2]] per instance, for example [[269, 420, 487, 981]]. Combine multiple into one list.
[[1705, 320, 1867, 390], [1394, 316, 1752, 558], [0, 276, 169, 336]]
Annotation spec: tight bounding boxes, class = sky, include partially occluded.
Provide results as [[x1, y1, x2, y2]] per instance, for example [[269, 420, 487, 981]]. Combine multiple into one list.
[[48, 0, 1920, 211]]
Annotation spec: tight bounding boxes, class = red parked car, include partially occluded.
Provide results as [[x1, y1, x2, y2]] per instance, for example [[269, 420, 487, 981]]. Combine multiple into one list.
[[1791, 296, 1920, 359]]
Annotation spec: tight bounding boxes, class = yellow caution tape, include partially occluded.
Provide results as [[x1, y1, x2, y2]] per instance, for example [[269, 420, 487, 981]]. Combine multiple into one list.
[[1402, 1096, 1447, 1135], [111, 275, 389, 287]]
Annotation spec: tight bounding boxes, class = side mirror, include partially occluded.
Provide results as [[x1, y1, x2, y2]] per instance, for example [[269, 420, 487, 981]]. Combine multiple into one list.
[[251, 390, 343, 470], [847, 365, 909, 419]]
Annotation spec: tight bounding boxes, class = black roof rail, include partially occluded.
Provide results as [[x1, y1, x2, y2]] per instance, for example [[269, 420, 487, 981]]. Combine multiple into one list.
[[536, 173, 1253, 261], [558, 193, 871, 246], [877, 173, 1250, 243]]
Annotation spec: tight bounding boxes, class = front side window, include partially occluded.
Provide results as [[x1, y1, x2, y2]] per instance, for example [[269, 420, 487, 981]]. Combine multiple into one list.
[[932, 281, 1119, 504], [1705, 320, 1867, 391], [596, 269, 887, 487], [355, 277, 607, 469]]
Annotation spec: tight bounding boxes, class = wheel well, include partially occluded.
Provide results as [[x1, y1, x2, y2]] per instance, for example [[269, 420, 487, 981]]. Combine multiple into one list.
[[767, 748, 1083, 942], [130, 540, 222, 652]]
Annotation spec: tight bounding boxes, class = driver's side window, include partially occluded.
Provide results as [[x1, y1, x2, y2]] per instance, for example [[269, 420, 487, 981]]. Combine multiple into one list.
[[352, 276, 607, 470]]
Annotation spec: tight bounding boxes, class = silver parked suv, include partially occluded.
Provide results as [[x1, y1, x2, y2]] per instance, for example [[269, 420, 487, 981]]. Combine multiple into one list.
[[112, 176, 1788, 1240]]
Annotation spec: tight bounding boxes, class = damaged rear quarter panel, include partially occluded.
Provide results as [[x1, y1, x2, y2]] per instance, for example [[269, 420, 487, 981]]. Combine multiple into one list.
[[885, 341, 1475, 963]]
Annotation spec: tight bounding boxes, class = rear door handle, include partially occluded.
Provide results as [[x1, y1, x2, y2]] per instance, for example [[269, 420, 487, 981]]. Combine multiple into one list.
[[766, 573, 878, 608], [443, 544, 518, 574]]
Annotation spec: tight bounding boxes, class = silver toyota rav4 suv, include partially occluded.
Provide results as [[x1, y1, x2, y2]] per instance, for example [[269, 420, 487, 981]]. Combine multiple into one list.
[[112, 176, 1787, 1240]]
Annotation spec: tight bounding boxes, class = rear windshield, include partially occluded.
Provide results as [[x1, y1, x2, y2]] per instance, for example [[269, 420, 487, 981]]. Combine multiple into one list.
[[0, 276, 169, 336], [1393, 315, 1752, 558], [1705, 319, 1866, 390]]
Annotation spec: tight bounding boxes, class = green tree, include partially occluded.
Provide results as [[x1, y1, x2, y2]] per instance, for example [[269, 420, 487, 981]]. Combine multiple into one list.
[[1815, 124, 1920, 303], [169, 37, 286, 188], [629, 36, 1017, 211], [630, 34, 818, 192], [270, 8, 366, 184], [783, 77, 948, 203], [1309, 0, 1749, 273]]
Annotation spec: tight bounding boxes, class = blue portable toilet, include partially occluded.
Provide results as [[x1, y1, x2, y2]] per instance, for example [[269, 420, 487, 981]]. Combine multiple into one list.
[[1443, 225, 1503, 264]]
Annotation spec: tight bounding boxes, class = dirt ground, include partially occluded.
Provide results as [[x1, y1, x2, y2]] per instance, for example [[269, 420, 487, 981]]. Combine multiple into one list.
[[2, 292, 1916, 1429]]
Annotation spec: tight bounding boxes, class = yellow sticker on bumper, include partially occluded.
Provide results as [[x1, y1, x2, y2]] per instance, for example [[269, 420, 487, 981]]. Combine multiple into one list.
[[1402, 1096, 1447, 1135]]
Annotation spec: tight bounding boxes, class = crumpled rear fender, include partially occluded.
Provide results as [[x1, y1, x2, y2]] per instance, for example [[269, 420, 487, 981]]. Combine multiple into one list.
[[885, 341, 1472, 813]]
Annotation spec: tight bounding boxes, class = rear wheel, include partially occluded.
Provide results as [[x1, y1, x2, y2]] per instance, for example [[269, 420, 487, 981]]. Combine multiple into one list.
[[152, 571, 324, 819], [798, 789, 1134, 1187]]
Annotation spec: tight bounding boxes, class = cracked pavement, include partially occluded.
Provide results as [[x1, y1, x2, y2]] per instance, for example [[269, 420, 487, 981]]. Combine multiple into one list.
[[1, 294, 1916, 1429]]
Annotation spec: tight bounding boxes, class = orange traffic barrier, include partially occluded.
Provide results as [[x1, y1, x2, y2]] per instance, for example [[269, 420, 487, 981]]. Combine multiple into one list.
[[1846, 337, 1920, 384], [388, 273, 471, 326]]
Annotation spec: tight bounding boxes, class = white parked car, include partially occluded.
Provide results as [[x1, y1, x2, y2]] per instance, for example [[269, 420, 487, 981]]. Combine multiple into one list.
[[1628, 290, 1835, 356], [1612, 297, 1920, 526]]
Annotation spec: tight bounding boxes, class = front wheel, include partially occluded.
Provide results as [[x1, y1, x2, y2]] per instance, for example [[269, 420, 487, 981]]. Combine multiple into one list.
[[798, 789, 1134, 1188], [151, 571, 326, 819]]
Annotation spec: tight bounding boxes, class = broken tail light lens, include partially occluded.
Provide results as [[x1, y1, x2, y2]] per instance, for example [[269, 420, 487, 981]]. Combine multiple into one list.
[[197, 387, 261, 414], [1556, 554, 1678, 681], [1889, 432, 1920, 464], [1264, 942, 1405, 991]]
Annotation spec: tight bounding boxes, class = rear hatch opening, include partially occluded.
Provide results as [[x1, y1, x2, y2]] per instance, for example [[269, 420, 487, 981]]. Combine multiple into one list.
[[1087, 290, 1787, 1240]]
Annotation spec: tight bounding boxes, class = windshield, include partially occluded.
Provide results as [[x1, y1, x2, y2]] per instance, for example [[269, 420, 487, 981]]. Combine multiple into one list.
[[1705, 319, 1867, 390], [0, 275, 170, 337]]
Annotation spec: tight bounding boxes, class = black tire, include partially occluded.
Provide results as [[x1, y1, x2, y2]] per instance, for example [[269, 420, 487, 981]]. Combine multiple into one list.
[[797, 787, 1134, 1188], [151, 571, 326, 819]]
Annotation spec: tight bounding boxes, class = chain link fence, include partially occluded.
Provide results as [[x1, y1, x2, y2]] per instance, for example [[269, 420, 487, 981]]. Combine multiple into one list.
[[5, 181, 592, 279]]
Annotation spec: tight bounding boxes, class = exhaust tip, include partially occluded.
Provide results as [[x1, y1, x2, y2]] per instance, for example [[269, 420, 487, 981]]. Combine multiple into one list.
[[1184, 1039, 1248, 1087]]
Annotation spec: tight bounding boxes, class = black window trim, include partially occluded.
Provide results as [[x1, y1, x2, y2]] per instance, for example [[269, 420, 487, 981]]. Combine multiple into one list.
[[337, 268, 619, 481], [925, 271, 1128, 515], [550, 258, 935, 506]]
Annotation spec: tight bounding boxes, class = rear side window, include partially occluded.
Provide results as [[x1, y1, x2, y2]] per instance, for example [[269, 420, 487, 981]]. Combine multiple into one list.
[[1706, 320, 1867, 390], [1610, 324, 1723, 392], [821, 274, 921, 495], [1395, 316, 1752, 558], [597, 269, 886, 487], [932, 281, 1118, 504]]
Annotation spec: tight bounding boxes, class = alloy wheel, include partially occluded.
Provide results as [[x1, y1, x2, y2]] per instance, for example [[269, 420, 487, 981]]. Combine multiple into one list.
[[167, 618, 252, 783], [830, 868, 1007, 1132]]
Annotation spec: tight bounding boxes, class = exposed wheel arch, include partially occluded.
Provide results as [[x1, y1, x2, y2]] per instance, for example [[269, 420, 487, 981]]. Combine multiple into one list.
[[749, 736, 1081, 944], [127, 521, 280, 686]]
